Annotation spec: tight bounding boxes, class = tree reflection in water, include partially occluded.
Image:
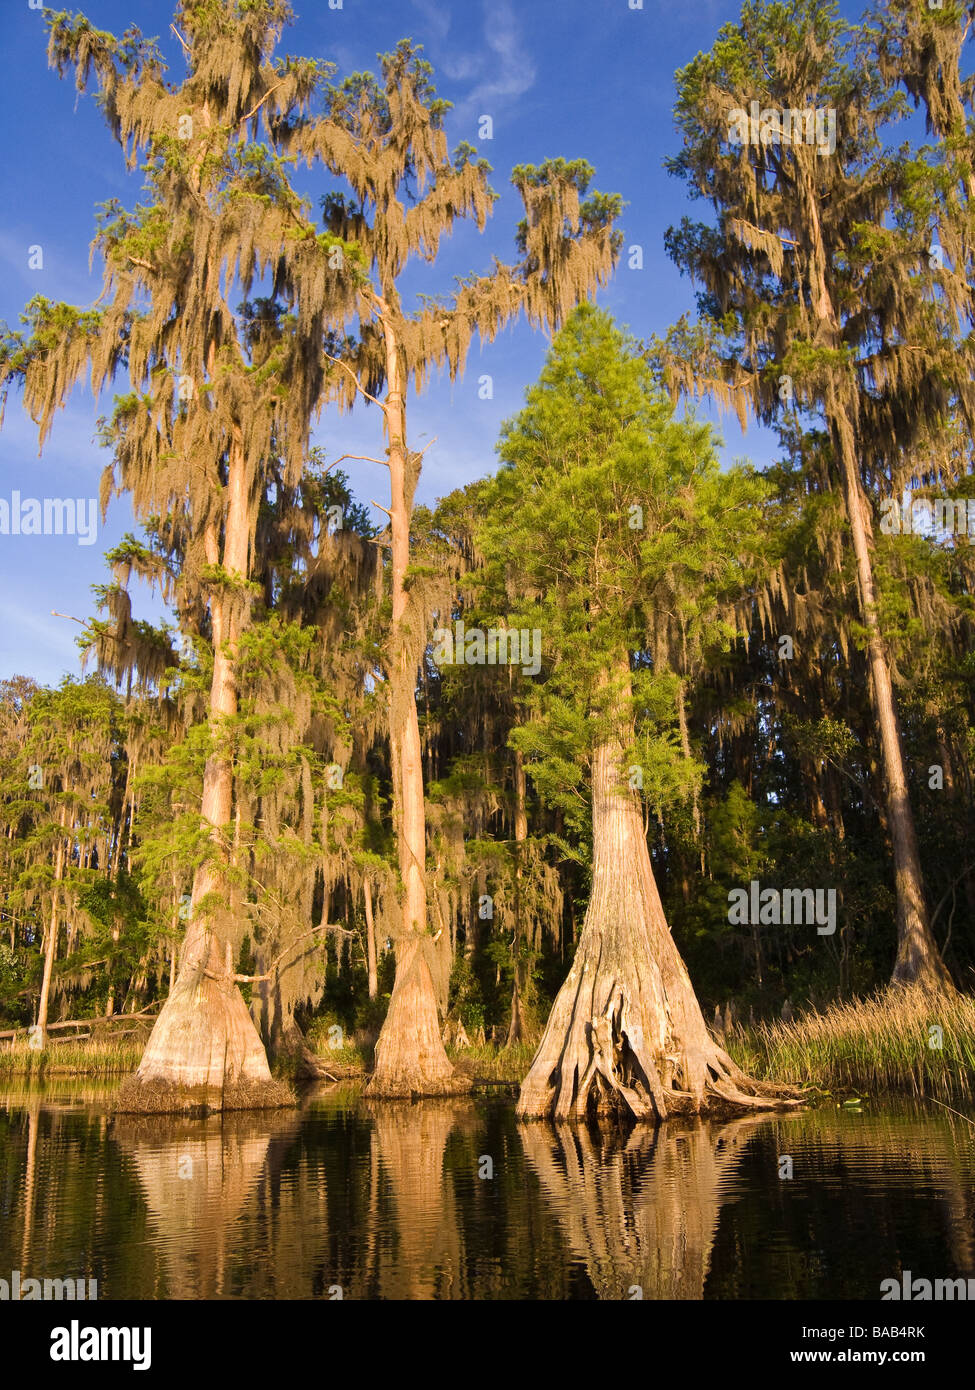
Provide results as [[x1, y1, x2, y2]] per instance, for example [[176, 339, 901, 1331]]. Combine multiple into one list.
[[520, 1114, 773, 1298], [3, 1086, 974, 1299], [113, 1110, 300, 1298], [361, 1100, 478, 1299]]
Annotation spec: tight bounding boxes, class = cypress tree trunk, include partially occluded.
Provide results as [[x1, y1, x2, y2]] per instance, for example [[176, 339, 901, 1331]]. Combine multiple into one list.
[[800, 172, 951, 993], [517, 658, 798, 1122], [366, 315, 469, 1097], [826, 392, 952, 993], [117, 441, 291, 1114], [364, 877, 378, 1001], [36, 825, 66, 1048], [505, 749, 529, 1048]]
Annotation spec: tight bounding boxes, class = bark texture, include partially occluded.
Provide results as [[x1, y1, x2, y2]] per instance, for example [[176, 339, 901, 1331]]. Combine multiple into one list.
[[505, 749, 530, 1047], [114, 930, 293, 1115], [365, 309, 469, 1098], [117, 443, 291, 1114], [364, 877, 378, 1000], [827, 382, 953, 993], [367, 937, 470, 1097], [797, 155, 951, 992], [517, 664, 800, 1122], [35, 824, 66, 1048]]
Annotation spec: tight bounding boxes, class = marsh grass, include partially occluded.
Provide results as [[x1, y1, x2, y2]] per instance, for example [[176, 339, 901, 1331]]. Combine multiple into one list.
[[300, 1039, 368, 1075], [13, 993, 970, 1103], [0, 1036, 146, 1078], [448, 1040, 536, 1083], [726, 986, 975, 1104]]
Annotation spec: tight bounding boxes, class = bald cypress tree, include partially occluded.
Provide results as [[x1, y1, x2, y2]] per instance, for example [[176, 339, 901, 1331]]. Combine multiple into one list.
[[0, 0, 362, 1110], [283, 43, 622, 1095], [659, 0, 969, 991], [481, 305, 797, 1120]]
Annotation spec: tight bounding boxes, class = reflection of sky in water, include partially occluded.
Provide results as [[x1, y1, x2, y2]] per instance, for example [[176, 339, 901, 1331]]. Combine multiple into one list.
[[0, 1085, 973, 1300]]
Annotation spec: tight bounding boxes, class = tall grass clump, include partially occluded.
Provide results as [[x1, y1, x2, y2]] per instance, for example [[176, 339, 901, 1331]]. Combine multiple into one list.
[[0, 1036, 146, 1078], [447, 1040, 537, 1084], [726, 986, 975, 1104]]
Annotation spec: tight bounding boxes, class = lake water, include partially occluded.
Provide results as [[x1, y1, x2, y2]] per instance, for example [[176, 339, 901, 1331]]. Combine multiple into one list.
[[1, 1080, 973, 1300]]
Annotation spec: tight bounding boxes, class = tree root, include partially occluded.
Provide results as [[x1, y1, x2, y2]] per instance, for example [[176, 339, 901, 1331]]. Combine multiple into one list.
[[113, 1074, 294, 1116], [518, 984, 805, 1122], [113, 968, 295, 1115], [364, 1069, 474, 1100]]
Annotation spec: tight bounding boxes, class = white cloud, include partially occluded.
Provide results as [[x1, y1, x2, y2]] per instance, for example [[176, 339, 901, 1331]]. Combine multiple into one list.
[[409, 0, 452, 46], [440, 53, 479, 82], [443, 0, 536, 131]]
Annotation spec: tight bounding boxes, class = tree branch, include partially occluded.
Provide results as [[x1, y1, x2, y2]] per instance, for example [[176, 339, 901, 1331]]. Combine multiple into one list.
[[327, 452, 388, 472], [231, 923, 347, 982], [323, 351, 386, 410], [239, 82, 285, 129]]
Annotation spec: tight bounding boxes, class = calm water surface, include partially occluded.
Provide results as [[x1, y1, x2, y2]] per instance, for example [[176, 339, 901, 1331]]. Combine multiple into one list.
[[1, 1080, 973, 1299]]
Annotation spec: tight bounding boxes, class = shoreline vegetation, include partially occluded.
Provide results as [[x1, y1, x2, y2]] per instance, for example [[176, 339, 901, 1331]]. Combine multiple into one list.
[[2, 1, 974, 1118], [4, 989, 973, 1107], [726, 986, 975, 1107]]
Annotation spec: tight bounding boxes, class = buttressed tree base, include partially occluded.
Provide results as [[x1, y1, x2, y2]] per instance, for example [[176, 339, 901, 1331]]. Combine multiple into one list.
[[516, 699, 802, 1123], [114, 964, 294, 1116]]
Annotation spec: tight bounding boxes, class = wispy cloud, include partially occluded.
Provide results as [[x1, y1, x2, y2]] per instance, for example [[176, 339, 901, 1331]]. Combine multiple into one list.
[[438, 0, 536, 132], [409, 0, 452, 47]]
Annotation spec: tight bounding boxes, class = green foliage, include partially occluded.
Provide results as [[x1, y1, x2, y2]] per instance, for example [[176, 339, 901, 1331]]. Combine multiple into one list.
[[477, 303, 769, 819], [3, 0, 975, 1083]]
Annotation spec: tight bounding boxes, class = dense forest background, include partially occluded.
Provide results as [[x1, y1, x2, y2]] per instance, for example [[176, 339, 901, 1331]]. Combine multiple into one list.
[[1, 0, 974, 1082]]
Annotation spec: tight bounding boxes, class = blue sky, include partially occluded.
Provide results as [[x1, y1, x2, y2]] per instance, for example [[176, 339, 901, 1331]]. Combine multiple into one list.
[[0, 0, 806, 686]]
